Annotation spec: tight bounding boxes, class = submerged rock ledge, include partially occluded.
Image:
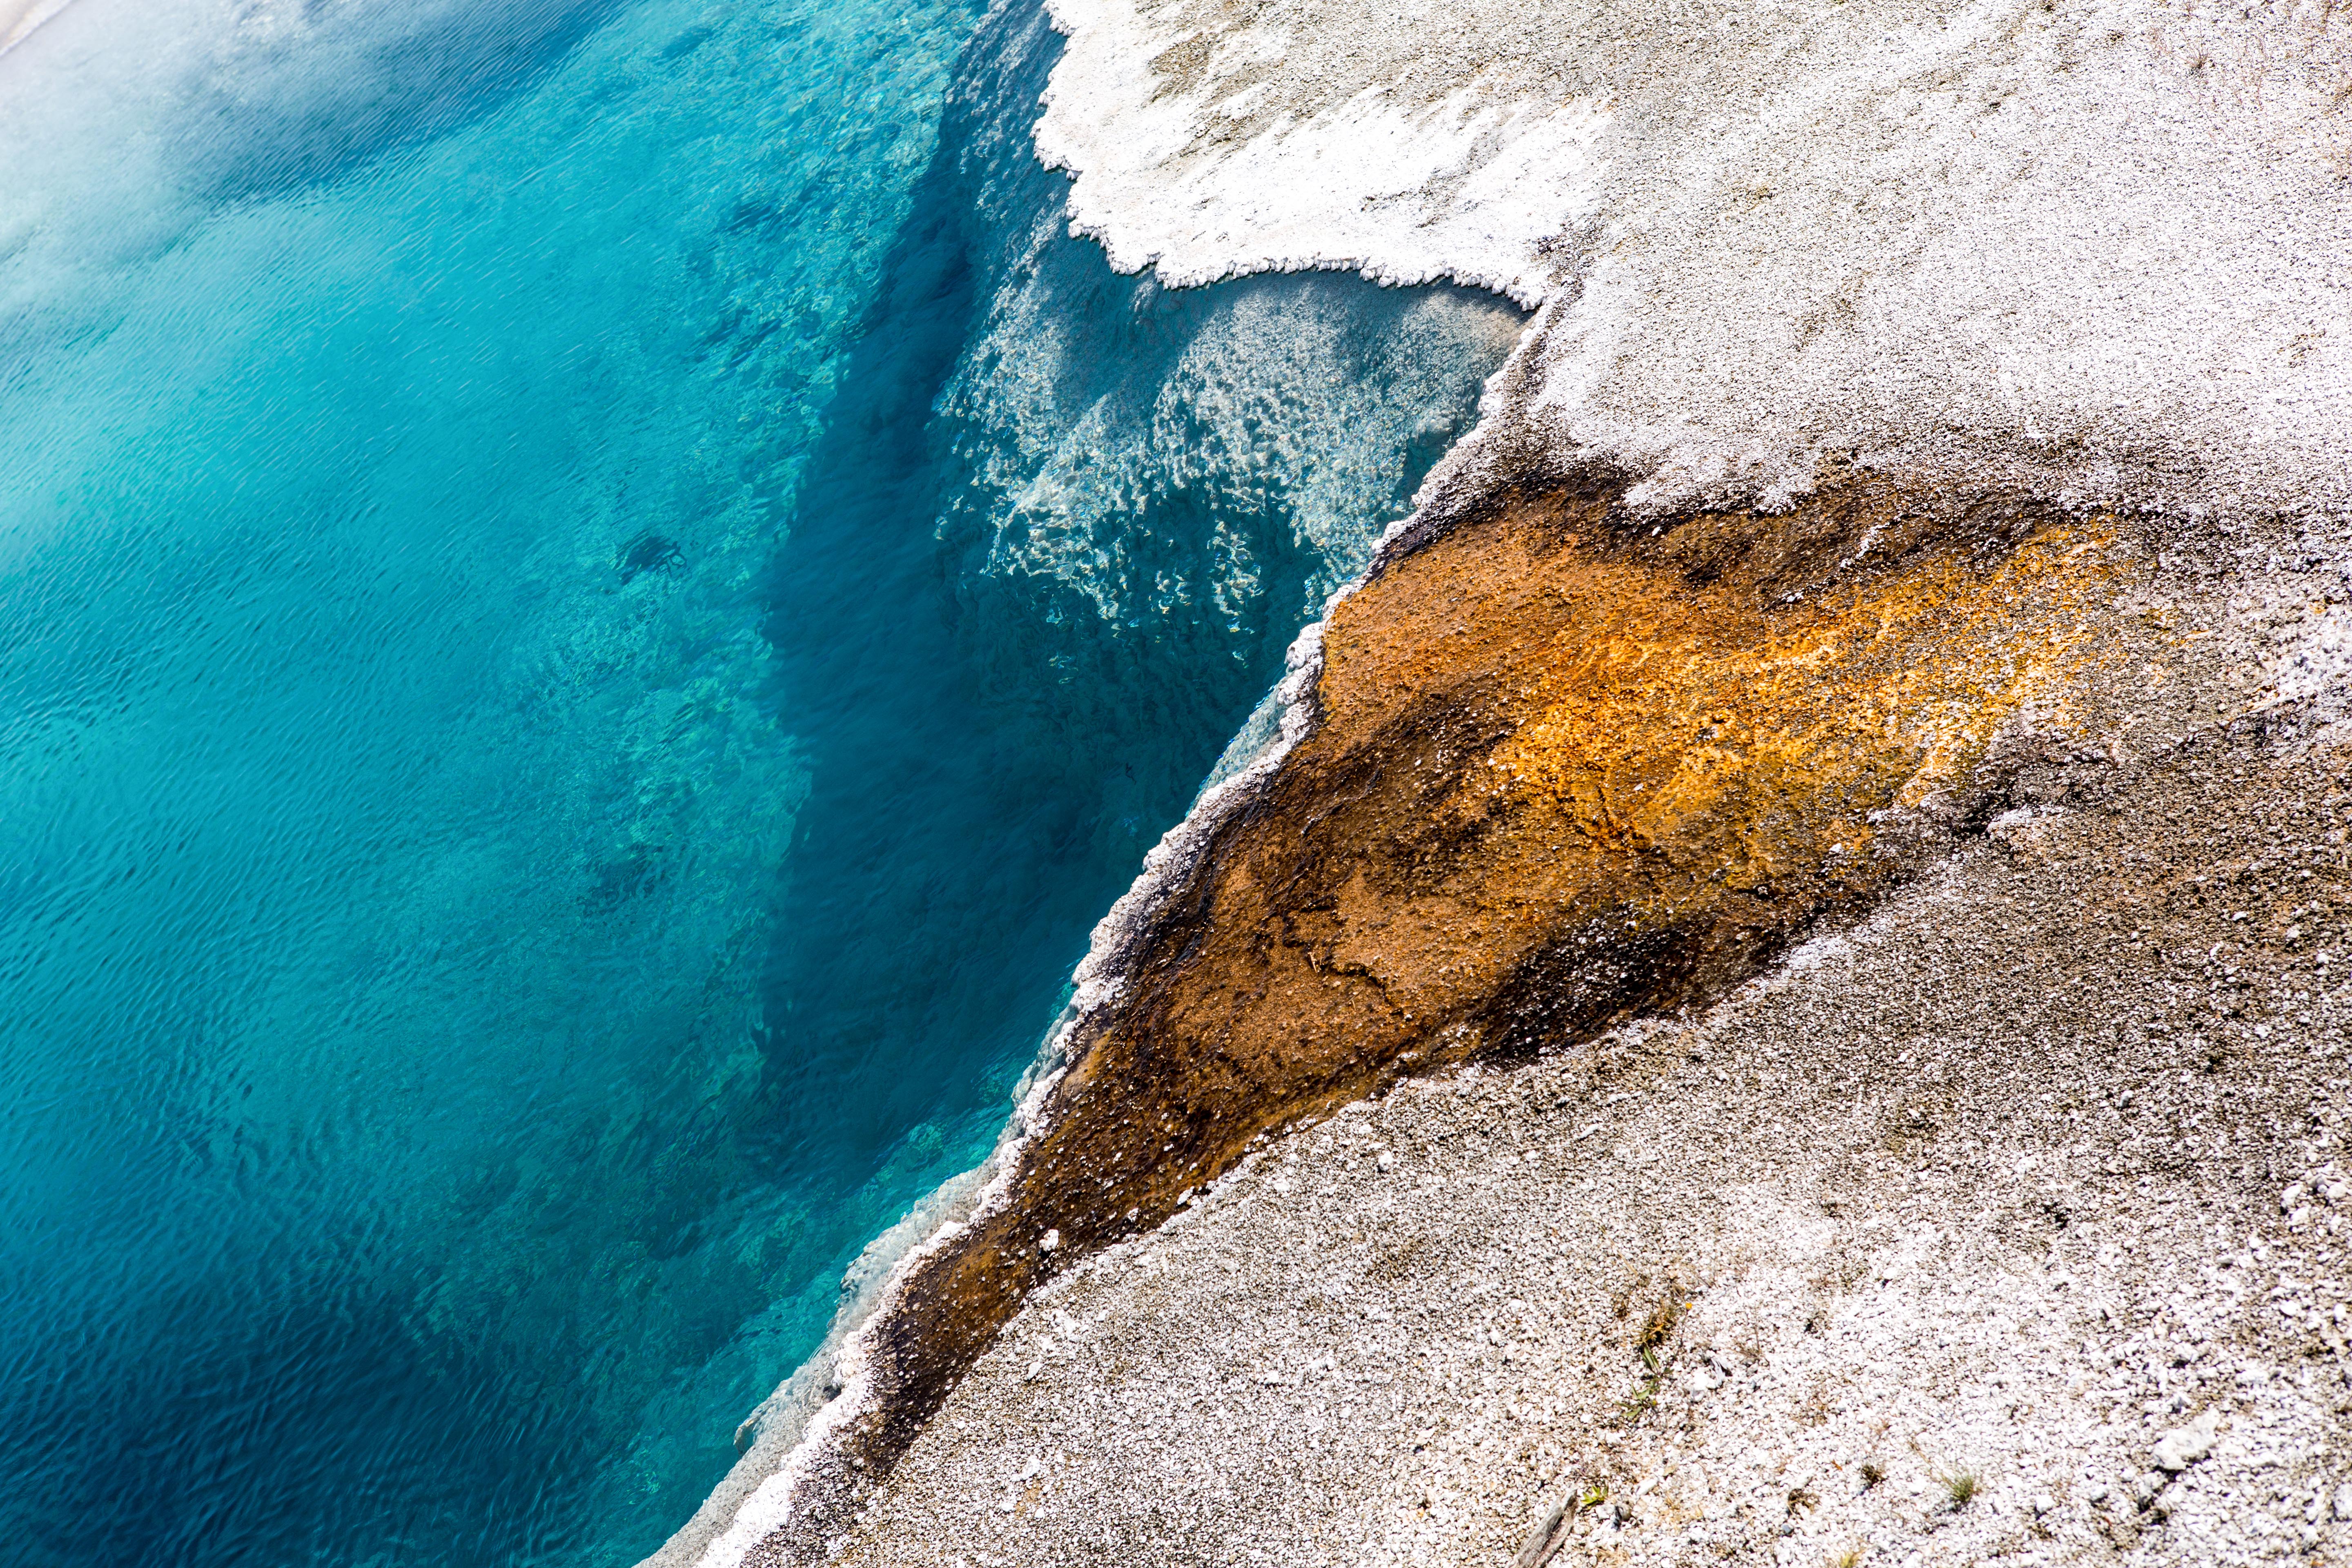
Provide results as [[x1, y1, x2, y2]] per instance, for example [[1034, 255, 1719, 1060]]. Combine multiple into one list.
[[710, 460, 2351, 1565]]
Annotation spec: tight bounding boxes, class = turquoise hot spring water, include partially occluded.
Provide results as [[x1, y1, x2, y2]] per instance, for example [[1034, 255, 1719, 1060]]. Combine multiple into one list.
[[0, 0, 1523, 1562]]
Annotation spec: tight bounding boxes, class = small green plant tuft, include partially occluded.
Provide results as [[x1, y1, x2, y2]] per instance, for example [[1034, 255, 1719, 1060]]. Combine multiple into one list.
[[1609, 1378, 1658, 1426], [1858, 1460, 1886, 1490], [1829, 1549, 1864, 1568], [1942, 1471, 1980, 1509]]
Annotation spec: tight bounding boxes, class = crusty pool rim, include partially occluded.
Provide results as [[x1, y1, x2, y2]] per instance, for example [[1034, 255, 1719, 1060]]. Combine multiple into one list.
[[776, 464, 2170, 1559]]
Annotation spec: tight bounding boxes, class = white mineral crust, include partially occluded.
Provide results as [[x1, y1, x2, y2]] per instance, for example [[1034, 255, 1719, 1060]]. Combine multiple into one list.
[[1039, 0, 2352, 518]]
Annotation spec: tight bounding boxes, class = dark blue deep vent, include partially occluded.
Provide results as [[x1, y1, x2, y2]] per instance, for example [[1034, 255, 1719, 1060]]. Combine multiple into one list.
[[0, 0, 1522, 1563]]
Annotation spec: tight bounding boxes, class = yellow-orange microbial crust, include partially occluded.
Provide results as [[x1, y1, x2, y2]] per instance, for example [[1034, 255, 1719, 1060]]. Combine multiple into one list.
[[761, 469, 2186, 1562], [1311, 487, 2134, 1023]]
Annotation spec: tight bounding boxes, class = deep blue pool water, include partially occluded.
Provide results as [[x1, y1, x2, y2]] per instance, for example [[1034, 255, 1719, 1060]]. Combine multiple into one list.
[[0, 1, 1522, 1564]]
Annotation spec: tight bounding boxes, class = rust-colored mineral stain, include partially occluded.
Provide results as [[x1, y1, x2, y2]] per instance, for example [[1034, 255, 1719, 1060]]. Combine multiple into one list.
[[1305, 492, 2128, 1027], [795, 472, 2147, 1543]]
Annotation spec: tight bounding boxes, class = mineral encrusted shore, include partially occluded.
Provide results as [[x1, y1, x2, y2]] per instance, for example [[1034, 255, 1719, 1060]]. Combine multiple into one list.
[[685, 461, 2352, 1566], [645, 0, 2352, 1551], [813, 714, 2352, 1567]]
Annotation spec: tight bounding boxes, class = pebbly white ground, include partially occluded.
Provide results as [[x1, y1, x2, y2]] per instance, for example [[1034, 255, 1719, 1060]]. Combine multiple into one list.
[[826, 713, 2352, 1568]]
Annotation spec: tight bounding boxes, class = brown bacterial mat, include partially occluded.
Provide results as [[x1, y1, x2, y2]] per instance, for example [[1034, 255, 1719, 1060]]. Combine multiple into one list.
[[757, 463, 2188, 1559]]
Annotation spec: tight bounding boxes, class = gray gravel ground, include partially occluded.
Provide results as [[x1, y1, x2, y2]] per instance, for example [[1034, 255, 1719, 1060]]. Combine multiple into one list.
[[824, 714, 2352, 1568]]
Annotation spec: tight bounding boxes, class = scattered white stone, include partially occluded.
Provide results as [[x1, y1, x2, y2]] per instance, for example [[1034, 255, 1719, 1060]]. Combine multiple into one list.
[[2153, 1414, 2218, 1473], [784, 777, 2352, 1568]]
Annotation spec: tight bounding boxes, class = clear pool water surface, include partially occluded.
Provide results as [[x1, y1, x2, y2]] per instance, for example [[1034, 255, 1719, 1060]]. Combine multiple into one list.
[[0, 1, 1522, 1562]]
